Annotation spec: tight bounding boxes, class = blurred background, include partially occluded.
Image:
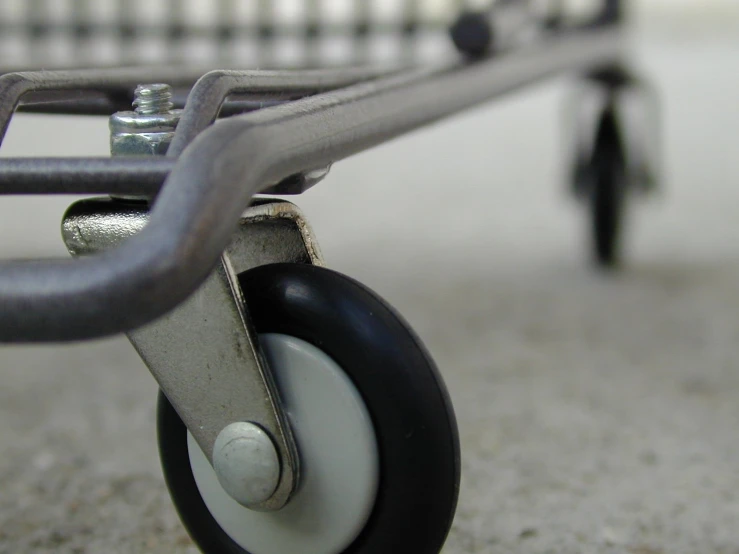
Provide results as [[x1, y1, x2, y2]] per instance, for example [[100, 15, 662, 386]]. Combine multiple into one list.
[[0, 1, 738, 553]]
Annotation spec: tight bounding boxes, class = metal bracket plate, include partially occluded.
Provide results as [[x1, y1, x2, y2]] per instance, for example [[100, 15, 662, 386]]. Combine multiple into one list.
[[62, 199, 323, 511]]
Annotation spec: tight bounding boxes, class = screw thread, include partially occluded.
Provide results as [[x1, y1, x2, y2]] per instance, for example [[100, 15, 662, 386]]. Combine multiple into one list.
[[133, 83, 173, 115]]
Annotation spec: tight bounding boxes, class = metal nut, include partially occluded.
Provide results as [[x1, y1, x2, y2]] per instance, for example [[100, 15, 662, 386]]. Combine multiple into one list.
[[109, 110, 182, 157], [110, 131, 174, 156]]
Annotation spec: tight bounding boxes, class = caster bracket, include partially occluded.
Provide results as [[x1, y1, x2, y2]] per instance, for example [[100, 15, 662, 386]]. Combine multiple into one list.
[[62, 198, 323, 511]]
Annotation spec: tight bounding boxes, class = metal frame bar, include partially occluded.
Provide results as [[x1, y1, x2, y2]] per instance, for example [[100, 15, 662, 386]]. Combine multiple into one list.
[[0, 156, 319, 197], [0, 67, 396, 196], [0, 24, 624, 342], [0, 157, 170, 195], [168, 67, 393, 156], [0, 66, 206, 142], [0, 66, 391, 125]]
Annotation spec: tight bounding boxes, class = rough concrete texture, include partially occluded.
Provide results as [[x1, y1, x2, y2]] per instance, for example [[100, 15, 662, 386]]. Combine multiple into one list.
[[0, 30, 738, 554]]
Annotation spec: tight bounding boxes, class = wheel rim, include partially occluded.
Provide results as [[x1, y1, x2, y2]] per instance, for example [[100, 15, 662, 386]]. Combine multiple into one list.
[[187, 333, 379, 554]]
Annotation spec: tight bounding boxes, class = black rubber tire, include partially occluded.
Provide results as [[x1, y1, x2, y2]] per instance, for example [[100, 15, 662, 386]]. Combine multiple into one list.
[[158, 263, 460, 554], [590, 106, 628, 268]]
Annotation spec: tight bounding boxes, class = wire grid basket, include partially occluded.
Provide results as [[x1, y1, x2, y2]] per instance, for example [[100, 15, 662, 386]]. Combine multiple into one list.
[[0, 0, 487, 69]]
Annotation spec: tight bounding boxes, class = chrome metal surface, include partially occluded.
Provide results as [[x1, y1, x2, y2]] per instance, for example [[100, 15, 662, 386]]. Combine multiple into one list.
[[62, 198, 324, 264], [1, 25, 624, 342], [62, 199, 149, 256], [224, 201, 325, 272], [62, 198, 322, 510], [110, 111, 183, 134], [212, 422, 281, 509], [110, 84, 182, 157]]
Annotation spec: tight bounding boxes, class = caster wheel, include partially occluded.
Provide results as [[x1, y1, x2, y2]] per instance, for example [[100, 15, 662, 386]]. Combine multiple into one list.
[[158, 263, 460, 554], [588, 104, 628, 268], [568, 69, 660, 269]]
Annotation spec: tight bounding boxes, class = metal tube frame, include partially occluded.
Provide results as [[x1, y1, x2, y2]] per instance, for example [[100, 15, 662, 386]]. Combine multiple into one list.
[[0, 21, 625, 343]]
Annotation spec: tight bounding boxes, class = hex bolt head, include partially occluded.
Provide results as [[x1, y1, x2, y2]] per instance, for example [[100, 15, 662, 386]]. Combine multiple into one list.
[[212, 422, 281, 509]]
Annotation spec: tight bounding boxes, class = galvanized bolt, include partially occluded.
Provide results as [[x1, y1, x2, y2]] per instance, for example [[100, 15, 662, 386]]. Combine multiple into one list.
[[132, 83, 174, 115], [109, 83, 182, 157], [212, 422, 281, 509]]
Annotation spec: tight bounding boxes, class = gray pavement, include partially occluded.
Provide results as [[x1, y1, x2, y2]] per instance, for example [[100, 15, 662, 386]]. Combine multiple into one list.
[[1, 29, 738, 554]]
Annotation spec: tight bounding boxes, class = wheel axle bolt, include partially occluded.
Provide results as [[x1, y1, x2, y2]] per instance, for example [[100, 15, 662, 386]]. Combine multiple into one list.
[[212, 422, 281, 509]]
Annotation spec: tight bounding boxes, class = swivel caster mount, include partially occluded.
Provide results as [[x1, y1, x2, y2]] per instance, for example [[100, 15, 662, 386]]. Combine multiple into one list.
[[62, 199, 460, 554]]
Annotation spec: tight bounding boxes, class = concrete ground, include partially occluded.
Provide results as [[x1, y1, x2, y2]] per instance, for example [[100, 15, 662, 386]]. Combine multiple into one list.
[[1, 26, 738, 554]]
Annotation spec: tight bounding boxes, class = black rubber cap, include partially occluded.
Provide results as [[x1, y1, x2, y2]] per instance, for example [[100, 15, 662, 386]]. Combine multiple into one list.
[[450, 12, 493, 58]]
